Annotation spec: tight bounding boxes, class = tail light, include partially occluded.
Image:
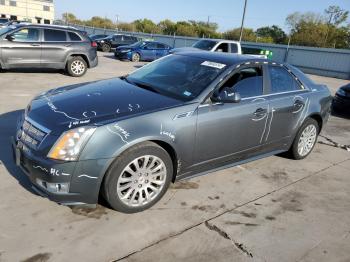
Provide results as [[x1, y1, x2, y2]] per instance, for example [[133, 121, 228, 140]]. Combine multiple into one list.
[[91, 41, 97, 48]]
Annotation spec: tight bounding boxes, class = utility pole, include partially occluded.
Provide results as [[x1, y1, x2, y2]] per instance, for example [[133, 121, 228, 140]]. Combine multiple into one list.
[[207, 15, 210, 26], [239, 0, 248, 42], [115, 14, 119, 31]]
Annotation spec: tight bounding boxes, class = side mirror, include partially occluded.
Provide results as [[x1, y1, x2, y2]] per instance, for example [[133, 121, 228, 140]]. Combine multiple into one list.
[[6, 34, 15, 41], [212, 88, 241, 103]]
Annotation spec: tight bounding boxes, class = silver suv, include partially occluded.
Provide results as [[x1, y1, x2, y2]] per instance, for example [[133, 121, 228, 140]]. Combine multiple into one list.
[[0, 24, 98, 77]]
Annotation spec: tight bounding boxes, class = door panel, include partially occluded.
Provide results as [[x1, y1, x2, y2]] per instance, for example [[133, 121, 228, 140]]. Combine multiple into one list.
[[41, 29, 69, 68], [264, 92, 308, 146], [1, 28, 41, 67], [193, 98, 269, 170]]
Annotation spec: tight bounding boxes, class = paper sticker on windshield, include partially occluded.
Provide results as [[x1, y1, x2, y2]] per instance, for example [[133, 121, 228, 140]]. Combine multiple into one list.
[[183, 91, 192, 97], [201, 61, 226, 69]]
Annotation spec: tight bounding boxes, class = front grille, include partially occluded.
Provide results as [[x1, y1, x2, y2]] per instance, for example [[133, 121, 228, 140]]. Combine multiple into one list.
[[18, 119, 48, 150]]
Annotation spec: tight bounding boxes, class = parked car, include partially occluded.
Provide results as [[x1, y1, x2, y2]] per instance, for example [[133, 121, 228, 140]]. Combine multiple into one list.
[[115, 41, 172, 62], [12, 51, 332, 213], [0, 18, 10, 26], [332, 83, 350, 114], [0, 24, 98, 77], [96, 34, 139, 52], [172, 39, 272, 58], [89, 34, 109, 41], [0, 20, 28, 28]]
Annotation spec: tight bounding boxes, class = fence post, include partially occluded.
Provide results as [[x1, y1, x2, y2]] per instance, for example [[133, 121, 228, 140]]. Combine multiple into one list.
[[173, 32, 176, 48]]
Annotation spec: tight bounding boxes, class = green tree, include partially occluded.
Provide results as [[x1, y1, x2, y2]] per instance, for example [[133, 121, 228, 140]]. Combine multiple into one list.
[[223, 28, 256, 42], [133, 19, 161, 34], [256, 25, 287, 44], [158, 19, 176, 35]]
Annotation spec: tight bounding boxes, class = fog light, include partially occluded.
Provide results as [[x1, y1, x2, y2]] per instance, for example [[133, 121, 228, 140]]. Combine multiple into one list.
[[36, 178, 69, 194]]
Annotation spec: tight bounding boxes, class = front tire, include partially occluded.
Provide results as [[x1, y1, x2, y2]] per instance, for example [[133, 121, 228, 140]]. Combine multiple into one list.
[[102, 142, 173, 213], [131, 52, 141, 62], [290, 118, 319, 160], [66, 56, 87, 77]]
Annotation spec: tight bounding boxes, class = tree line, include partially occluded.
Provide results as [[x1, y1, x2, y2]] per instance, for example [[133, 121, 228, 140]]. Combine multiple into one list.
[[62, 5, 349, 49]]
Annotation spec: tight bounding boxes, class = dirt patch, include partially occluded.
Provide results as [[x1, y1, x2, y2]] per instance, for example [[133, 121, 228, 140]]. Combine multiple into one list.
[[192, 205, 214, 212], [180, 202, 187, 206], [208, 196, 220, 200], [225, 221, 259, 227], [265, 216, 276, 221], [170, 181, 199, 189], [22, 253, 52, 262], [261, 171, 288, 182], [239, 211, 257, 218], [71, 205, 108, 219]]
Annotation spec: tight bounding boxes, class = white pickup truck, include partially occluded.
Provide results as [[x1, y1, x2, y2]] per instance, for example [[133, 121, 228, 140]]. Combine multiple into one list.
[[172, 39, 272, 59]]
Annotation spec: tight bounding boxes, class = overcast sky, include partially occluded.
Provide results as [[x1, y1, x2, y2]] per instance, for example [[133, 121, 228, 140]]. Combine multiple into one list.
[[55, 0, 350, 32]]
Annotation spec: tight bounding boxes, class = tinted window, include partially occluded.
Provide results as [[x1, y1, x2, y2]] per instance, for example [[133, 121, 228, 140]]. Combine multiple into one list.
[[44, 29, 67, 41], [127, 55, 226, 101], [157, 43, 167, 49], [113, 35, 122, 41], [68, 32, 82, 41], [230, 43, 238, 53], [268, 66, 301, 93], [146, 42, 157, 49], [11, 28, 39, 42], [222, 67, 263, 98], [215, 43, 229, 52]]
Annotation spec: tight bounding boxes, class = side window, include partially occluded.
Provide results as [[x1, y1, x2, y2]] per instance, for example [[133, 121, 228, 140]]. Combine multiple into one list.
[[10, 28, 40, 42], [44, 29, 67, 41], [230, 43, 238, 53], [222, 67, 263, 99], [157, 43, 166, 49], [146, 43, 157, 49], [113, 35, 122, 41], [215, 43, 229, 52], [268, 66, 301, 93], [68, 32, 82, 41]]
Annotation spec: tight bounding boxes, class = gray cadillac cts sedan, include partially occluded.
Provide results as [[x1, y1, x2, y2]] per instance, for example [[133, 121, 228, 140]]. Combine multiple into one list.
[[13, 51, 332, 213]]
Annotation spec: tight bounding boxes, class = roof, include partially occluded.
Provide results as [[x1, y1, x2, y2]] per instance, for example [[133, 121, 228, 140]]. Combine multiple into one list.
[[14, 24, 82, 32], [174, 50, 268, 66]]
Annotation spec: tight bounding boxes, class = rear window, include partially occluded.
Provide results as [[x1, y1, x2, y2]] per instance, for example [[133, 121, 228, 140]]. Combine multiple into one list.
[[44, 29, 67, 41], [68, 32, 82, 41]]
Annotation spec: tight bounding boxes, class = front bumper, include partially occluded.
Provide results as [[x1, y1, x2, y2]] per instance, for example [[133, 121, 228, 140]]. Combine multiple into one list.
[[11, 136, 111, 206], [114, 51, 131, 60]]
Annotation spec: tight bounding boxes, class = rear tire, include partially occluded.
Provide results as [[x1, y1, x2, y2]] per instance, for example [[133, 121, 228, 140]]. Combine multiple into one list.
[[290, 118, 319, 160], [66, 56, 87, 77], [102, 43, 111, 52], [102, 142, 173, 213]]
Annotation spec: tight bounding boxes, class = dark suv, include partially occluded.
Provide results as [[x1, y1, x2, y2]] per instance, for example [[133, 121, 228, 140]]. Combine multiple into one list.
[[96, 34, 138, 52], [0, 24, 98, 77]]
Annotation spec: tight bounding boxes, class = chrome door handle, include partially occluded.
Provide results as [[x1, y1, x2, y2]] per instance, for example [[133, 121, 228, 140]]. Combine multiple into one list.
[[30, 44, 40, 47]]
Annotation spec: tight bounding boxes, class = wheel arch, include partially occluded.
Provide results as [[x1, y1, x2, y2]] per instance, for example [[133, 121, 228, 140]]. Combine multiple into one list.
[[67, 54, 90, 68], [98, 139, 179, 198], [307, 113, 323, 133]]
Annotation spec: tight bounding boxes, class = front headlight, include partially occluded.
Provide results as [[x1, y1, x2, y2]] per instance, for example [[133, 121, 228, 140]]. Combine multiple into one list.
[[121, 49, 131, 53], [100, 40, 104, 43], [47, 127, 96, 161], [336, 88, 346, 97]]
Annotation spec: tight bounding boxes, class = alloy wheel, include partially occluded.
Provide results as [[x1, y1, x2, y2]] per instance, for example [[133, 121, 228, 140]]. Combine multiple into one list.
[[71, 60, 85, 75], [297, 124, 317, 157], [116, 155, 167, 207]]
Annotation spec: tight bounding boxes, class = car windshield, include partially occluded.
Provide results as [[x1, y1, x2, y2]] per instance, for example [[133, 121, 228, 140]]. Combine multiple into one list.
[[126, 54, 226, 101], [0, 26, 14, 36], [0, 18, 9, 23], [193, 40, 218, 51]]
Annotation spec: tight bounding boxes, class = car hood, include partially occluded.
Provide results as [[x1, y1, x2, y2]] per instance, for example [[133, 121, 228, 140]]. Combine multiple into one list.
[[27, 78, 184, 135]]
